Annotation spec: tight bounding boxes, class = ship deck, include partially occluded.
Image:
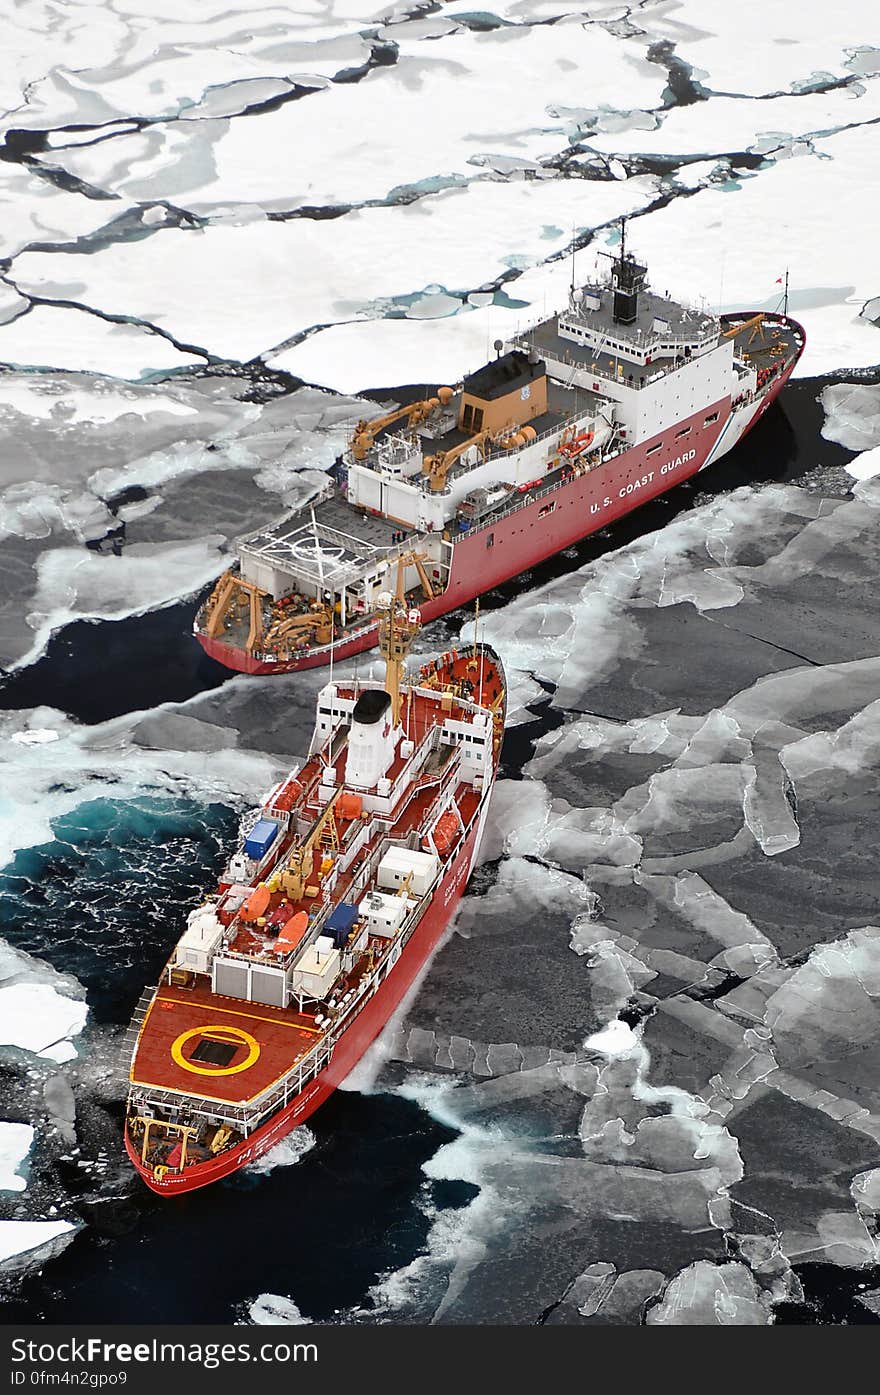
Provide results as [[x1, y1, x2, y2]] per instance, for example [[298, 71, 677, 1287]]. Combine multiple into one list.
[[228, 679, 488, 960], [130, 980, 320, 1106], [518, 309, 803, 388]]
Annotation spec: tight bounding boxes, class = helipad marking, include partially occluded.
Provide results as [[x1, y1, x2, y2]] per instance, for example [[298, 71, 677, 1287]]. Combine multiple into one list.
[[171, 1025, 260, 1077]]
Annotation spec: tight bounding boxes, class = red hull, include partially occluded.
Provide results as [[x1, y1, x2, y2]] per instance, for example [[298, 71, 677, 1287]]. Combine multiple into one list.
[[197, 324, 801, 677], [125, 811, 483, 1195]]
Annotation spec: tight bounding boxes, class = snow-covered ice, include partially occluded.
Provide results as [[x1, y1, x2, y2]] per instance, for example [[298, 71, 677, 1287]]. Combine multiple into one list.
[[822, 383, 880, 453], [12, 176, 660, 364], [0, 983, 88, 1058], [248, 1294, 310, 1325], [0, 1122, 34, 1192], [0, 305, 204, 377], [637, 0, 877, 96], [42, 24, 666, 210], [0, 1220, 77, 1270], [846, 446, 880, 482]]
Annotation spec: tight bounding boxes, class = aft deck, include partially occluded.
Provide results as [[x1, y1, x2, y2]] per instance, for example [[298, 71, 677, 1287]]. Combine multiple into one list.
[[130, 979, 320, 1106]]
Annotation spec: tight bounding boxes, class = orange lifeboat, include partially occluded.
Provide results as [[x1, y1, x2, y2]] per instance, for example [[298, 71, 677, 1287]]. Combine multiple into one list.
[[560, 430, 594, 458], [273, 778, 303, 812], [337, 791, 363, 821], [273, 910, 309, 954], [425, 810, 460, 857], [242, 883, 271, 922]]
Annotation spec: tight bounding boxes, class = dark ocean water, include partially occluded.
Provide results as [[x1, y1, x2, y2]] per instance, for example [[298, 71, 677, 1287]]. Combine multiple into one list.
[[5, 1090, 471, 1325], [0, 797, 239, 1023], [0, 377, 871, 1324]]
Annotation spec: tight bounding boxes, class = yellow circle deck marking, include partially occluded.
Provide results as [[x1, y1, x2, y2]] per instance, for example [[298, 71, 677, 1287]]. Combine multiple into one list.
[[171, 1025, 260, 1076]]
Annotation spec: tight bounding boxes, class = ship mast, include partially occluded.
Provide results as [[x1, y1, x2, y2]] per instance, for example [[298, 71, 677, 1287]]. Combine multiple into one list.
[[377, 554, 421, 726]]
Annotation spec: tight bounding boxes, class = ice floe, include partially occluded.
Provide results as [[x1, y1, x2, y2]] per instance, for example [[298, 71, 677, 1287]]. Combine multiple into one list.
[[821, 382, 880, 453], [0, 305, 204, 377], [0, 982, 87, 1060], [846, 446, 880, 482], [248, 1294, 310, 1325], [45, 24, 665, 211], [12, 176, 660, 364], [587, 81, 880, 161], [1, 9, 371, 134], [637, 0, 877, 96], [20, 537, 227, 669], [0, 170, 133, 261], [0, 1122, 34, 1192], [646, 1260, 773, 1325], [0, 1220, 77, 1271]]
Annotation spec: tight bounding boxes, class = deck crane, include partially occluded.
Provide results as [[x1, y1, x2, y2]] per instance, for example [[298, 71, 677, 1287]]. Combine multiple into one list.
[[422, 422, 537, 493], [350, 387, 455, 462], [722, 313, 768, 347], [205, 572, 269, 653], [271, 788, 344, 902], [391, 547, 437, 601]]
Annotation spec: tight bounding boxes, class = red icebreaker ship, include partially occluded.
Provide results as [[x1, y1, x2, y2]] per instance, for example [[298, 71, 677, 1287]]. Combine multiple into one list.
[[195, 226, 805, 676]]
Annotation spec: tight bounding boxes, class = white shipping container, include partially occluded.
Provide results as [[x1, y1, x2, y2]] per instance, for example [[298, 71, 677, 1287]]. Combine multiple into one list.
[[175, 907, 225, 974], [290, 942, 341, 1000], [377, 847, 439, 897], [359, 891, 407, 938]]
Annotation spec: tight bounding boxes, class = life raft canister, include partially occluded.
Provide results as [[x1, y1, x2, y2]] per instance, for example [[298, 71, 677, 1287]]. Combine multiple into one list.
[[560, 430, 594, 459]]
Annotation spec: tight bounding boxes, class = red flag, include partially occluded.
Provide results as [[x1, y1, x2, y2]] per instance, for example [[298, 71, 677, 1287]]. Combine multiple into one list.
[[775, 277, 783, 284]]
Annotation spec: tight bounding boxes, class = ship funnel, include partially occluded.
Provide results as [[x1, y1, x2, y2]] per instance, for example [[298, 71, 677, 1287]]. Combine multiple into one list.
[[344, 689, 397, 789]]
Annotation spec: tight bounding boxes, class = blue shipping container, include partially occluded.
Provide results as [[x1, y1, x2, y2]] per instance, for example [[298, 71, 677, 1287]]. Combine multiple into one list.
[[325, 902, 359, 948], [244, 818, 280, 860]]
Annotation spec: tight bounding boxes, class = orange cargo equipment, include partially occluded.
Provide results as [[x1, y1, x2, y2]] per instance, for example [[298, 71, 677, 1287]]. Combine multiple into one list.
[[337, 792, 363, 820], [273, 911, 309, 954], [241, 883, 271, 922]]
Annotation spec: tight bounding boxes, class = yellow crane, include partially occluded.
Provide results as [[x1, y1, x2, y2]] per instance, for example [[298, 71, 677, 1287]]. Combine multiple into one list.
[[722, 313, 767, 347], [202, 571, 270, 654], [377, 554, 422, 725], [391, 547, 436, 601], [350, 387, 454, 462], [263, 604, 334, 652], [271, 788, 344, 902], [422, 423, 537, 493]]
